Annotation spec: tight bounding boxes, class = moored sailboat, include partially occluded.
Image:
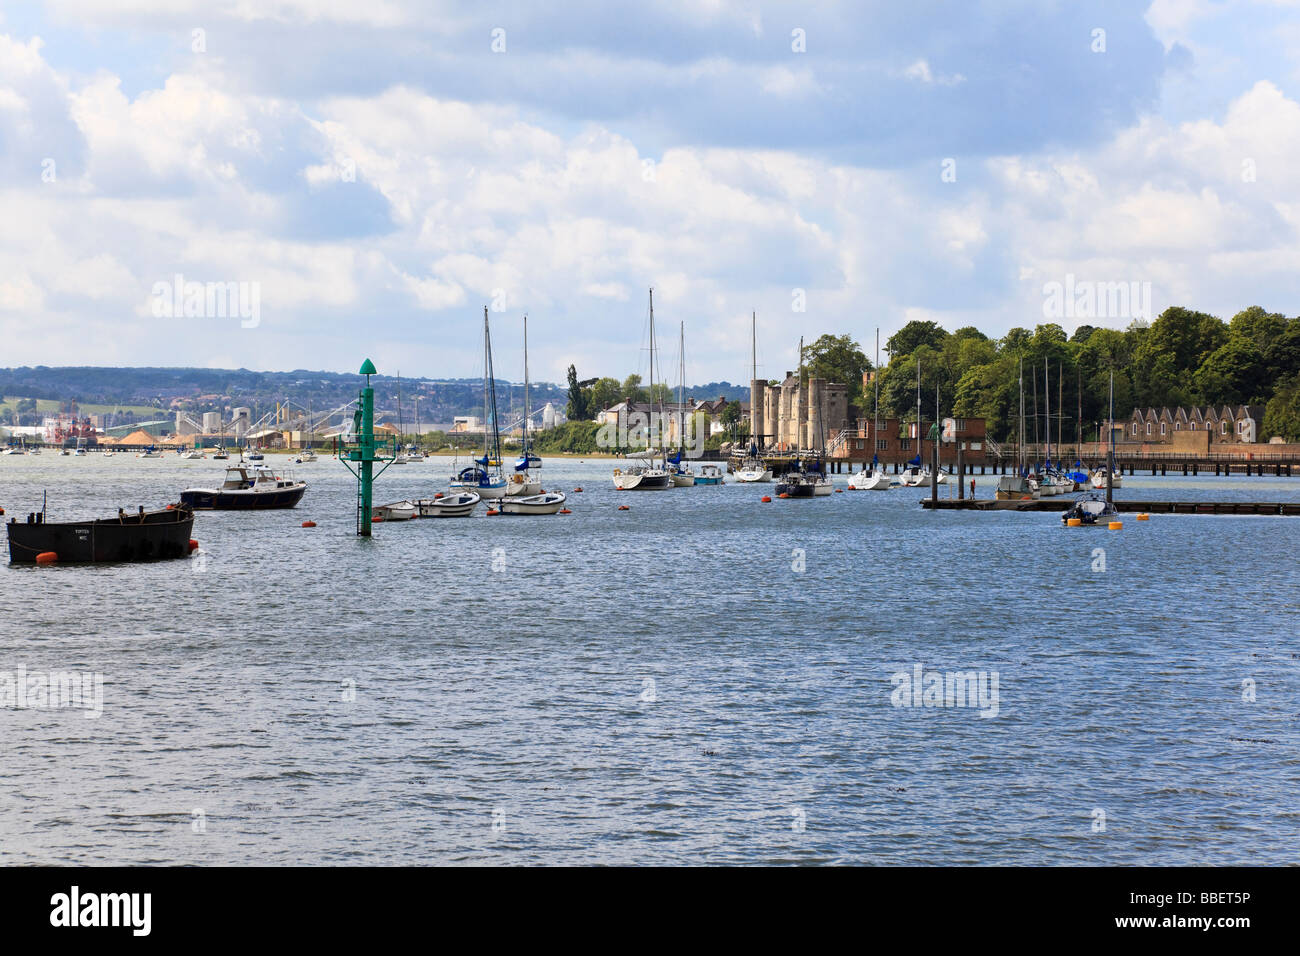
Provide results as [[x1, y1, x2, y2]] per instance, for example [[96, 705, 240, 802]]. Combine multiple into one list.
[[507, 314, 543, 496], [451, 307, 509, 499], [613, 289, 672, 490]]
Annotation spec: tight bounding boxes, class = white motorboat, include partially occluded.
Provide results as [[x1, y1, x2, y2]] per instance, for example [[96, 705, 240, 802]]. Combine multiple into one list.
[[669, 465, 695, 487], [372, 500, 417, 522], [180, 464, 308, 509], [1, 446, 24, 456], [695, 464, 724, 485], [499, 491, 567, 515], [415, 492, 479, 517], [1062, 494, 1119, 525], [137, 447, 163, 459], [295, 449, 318, 463], [73, 447, 87, 457], [995, 474, 1041, 500], [182, 449, 205, 459]]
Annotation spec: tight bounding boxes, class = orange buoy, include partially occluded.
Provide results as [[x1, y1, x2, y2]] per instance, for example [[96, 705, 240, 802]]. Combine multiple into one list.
[[372, 517, 385, 522], [35, 551, 58, 564], [165, 503, 175, 509], [434, 492, 444, 499], [848, 486, 856, 490], [301, 520, 316, 528], [778, 492, 790, 499], [835, 488, 844, 493], [486, 509, 499, 516], [1136, 513, 1149, 521], [188, 539, 199, 552], [618, 505, 630, 511], [0, 506, 5, 515], [573, 487, 583, 492], [559, 508, 572, 514], [761, 495, 772, 502]]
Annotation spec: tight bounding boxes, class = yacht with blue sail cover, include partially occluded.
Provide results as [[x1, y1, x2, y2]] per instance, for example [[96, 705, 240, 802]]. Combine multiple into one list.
[[451, 307, 509, 499]]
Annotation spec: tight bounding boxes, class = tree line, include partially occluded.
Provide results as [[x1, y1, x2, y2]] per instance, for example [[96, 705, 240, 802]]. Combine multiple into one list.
[[563, 306, 1300, 443]]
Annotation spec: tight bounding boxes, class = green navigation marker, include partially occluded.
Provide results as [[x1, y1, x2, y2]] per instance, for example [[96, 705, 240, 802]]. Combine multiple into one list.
[[338, 358, 396, 536]]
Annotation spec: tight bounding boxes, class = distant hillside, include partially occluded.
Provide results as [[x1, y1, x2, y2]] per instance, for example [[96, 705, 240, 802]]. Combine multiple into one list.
[[0, 366, 749, 426]]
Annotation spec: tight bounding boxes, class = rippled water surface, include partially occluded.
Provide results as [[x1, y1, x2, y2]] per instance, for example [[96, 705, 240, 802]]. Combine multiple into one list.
[[2, 454, 1298, 864]]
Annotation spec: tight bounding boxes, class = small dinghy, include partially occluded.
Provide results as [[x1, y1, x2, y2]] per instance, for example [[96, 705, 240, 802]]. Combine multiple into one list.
[[415, 492, 480, 518], [372, 500, 417, 522], [1061, 494, 1118, 525], [7, 504, 195, 564], [499, 491, 566, 515]]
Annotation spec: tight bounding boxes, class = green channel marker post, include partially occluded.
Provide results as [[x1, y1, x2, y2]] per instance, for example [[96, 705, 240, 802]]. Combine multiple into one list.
[[339, 358, 396, 536]]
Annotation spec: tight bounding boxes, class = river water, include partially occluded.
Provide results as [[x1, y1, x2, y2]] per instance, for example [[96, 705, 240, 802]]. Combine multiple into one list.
[[1, 453, 1298, 864]]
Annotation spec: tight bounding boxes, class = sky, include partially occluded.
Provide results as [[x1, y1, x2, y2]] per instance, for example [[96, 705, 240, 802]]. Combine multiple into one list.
[[2, 1, 1299, 386]]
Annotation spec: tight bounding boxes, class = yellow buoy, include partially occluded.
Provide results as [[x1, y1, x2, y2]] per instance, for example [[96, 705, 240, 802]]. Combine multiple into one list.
[[1067, 517, 1082, 526], [1137, 513, 1149, 521], [1108, 520, 1123, 530]]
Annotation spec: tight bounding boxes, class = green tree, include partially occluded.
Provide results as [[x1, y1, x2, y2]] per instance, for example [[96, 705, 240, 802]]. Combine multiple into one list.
[[1263, 375, 1300, 442], [886, 320, 948, 358], [1131, 306, 1227, 406], [1263, 319, 1300, 381], [1228, 305, 1286, 353], [1194, 339, 1266, 405], [588, 377, 622, 413], [800, 333, 870, 406], [621, 374, 645, 404], [565, 365, 590, 421]]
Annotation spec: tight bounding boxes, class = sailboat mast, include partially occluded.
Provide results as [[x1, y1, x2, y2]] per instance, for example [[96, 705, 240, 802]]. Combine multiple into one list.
[[678, 321, 685, 453], [873, 328, 880, 466], [798, 335, 805, 456], [523, 314, 530, 453], [1018, 357, 1025, 474], [649, 288, 661, 465], [1107, 371, 1115, 504], [1044, 358, 1050, 467], [915, 356, 921, 464]]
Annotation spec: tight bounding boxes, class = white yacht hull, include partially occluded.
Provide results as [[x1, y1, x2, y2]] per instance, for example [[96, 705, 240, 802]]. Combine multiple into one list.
[[506, 474, 543, 496], [613, 469, 671, 490], [736, 469, 772, 483], [851, 471, 892, 490]]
